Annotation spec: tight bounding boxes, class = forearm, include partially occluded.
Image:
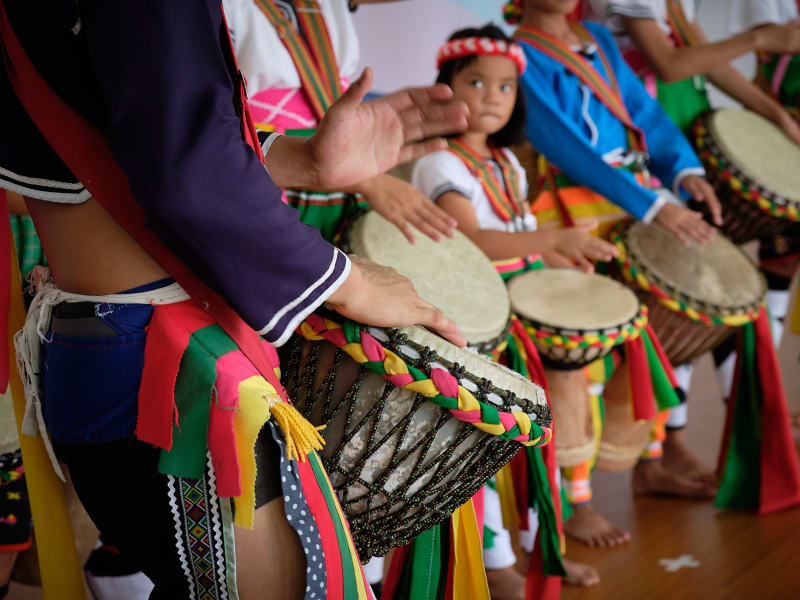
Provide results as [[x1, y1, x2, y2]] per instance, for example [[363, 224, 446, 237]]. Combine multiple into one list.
[[467, 229, 556, 261], [263, 135, 321, 190], [707, 64, 784, 122]]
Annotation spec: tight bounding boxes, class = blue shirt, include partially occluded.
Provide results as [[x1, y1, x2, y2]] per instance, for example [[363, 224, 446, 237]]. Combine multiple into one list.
[[518, 21, 704, 221]]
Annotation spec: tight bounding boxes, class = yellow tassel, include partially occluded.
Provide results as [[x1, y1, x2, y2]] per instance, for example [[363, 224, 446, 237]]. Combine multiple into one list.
[[268, 401, 325, 462]]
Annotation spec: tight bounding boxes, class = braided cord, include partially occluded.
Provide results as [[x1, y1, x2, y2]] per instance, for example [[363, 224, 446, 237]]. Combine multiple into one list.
[[520, 307, 647, 351], [694, 119, 800, 222], [298, 315, 552, 447], [611, 227, 761, 327]]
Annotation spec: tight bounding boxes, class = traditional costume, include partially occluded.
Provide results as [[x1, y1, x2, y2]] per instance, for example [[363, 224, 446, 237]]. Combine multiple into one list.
[[0, 2, 377, 598], [224, 0, 366, 241]]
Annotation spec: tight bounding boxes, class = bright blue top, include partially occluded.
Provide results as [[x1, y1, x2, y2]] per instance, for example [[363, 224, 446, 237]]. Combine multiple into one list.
[[518, 21, 704, 222]]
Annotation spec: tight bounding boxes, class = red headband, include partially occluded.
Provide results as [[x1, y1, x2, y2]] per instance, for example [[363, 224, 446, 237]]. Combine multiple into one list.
[[436, 37, 527, 75]]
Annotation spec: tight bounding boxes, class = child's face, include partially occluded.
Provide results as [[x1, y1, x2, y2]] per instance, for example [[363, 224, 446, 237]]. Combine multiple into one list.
[[524, 0, 580, 15], [450, 55, 518, 138]]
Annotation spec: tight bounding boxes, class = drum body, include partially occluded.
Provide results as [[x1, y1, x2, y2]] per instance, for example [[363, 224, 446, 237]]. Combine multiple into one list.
[[693, 109, 800, 243], [508, 269, 644, 370], [280, 322, 548, 558], [596, 362, 652, 472], [611, 221, 765, 366]]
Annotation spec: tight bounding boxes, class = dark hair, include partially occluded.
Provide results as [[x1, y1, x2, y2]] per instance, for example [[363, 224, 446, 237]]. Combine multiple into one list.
[[436, 23, 527, 147]]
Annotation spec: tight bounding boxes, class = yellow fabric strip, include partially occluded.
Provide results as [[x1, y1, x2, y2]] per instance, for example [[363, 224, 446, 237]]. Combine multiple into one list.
[[451, 499, 490, 600], [7, 236, 87, 599], [232, 375, 273, 528], [494, 465, 521, 531]]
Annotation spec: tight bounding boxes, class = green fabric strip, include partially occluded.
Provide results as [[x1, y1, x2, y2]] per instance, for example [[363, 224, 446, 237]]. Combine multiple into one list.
[[655, 76, 710, 133], [715, 324, 762, 510], [560, 484, 574, 522], [308, 451, 359, 599], [220, 497, 240, 600], [642, 331, 681, 411], [527, 447, 566, 577], [409, 525, 442, 600], [762, 55, 800, 107], [158, 336, 218, 478]]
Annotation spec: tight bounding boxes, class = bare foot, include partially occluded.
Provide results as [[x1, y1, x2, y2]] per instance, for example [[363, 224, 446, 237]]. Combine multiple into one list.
[[562, 503, 631, 548], [562, 558, 600, 587], [486, 565, 526, 600], [662, 428, 716, 486], [632, 459, 716, 499]]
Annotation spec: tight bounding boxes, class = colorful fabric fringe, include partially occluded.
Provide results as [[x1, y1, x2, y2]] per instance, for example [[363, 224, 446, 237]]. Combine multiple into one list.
[[716, 307, 800, 514], [380, 499, 489, 600]]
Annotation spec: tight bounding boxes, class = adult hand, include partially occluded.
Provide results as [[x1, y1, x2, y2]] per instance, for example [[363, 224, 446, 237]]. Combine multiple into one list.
[[755, 20, 800, 55], [654, 202, 715, 247], [326, 255, 466, 347], [773, 107, 800, 147], [356, 174, 457, 243], [541, 222, 618, 272], [309, 68, 469, 190], [680, 175, 723, 226]]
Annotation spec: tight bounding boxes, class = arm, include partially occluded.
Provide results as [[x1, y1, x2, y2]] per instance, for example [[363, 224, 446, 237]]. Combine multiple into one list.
[[436, 191, 616, 271], [519, 57, 663, 222], [621, 14, 800, 83], [80, 2, 463, 345]]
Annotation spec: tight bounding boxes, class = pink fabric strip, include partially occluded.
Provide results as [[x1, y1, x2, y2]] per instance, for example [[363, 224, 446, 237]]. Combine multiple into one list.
[[772, 54, 792, 97]]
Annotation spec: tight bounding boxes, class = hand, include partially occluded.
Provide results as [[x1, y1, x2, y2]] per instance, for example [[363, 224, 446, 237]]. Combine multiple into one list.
[[754, 20, 800, 55], [309, 68, 469, 190], [654, 202, 715, 246], [356, 174, 457, 243], [774, 107, 800, 147], [541, 222, 618, 272], [680, 175, 723, 226], [326, 255, 466, 347]]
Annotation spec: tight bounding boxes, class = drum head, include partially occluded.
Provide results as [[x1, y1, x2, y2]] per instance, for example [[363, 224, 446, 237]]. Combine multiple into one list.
[[347, 211, 511, 347], [507, 269, 639, 331], [626, 221, 765, 311], [709, 109, 800, 203]]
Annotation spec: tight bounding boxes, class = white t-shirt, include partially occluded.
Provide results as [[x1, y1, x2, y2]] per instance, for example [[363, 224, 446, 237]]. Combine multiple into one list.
[[589, 0, 697, 51], [222, 0, 360, 93], [412, 149, 537, 233], [728, 0, 798, 33]]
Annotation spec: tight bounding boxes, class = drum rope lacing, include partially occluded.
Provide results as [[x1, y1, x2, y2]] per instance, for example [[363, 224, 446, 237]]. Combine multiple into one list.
[[693, 116, 800, 223], [611, 224, 763, 327], [517, 308, 648, 350], [281, 315, 550, 557]]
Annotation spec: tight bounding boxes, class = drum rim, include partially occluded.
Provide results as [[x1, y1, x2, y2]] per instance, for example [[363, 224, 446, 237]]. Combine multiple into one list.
[[299, 312, 553, 431], [612, 221, 766, 325], [340, 210, 513, 347], [694, 110, 800, 221], [507, 269, 646, 349]]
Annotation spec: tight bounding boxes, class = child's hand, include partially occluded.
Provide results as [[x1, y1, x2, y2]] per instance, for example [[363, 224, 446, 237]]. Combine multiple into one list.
[[680, 175, 723, 226], [654, 202, 715, 247], [542, 222, 618, 272]]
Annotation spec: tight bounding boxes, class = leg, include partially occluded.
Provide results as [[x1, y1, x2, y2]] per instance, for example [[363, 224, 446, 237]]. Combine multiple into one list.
[[561, 462, 630, 548], [661, 365, 715, 485], [483, 483, 526, 600]]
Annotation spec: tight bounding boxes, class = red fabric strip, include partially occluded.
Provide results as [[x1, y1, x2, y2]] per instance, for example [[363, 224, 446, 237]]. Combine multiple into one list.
[[627, 336, 657, 421], [0, 190, 9, 392], [379, 544, 409, 600], [510, 450, 530, 530], [0, 4, 287, 402], [754, 307, 800, 514], [296, 458, 344, 600]]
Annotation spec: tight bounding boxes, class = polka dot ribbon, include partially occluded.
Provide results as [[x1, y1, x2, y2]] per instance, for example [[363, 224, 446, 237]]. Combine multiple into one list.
[[298, 314, 552, 447]]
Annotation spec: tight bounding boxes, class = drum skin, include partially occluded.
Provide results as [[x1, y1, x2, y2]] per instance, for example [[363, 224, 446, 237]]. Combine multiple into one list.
[[545, 367, 595, 468], [596, 362, 652, 472]]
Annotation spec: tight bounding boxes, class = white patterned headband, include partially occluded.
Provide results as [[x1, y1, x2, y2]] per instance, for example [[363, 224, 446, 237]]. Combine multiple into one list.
[[436, 37, 527, 75]]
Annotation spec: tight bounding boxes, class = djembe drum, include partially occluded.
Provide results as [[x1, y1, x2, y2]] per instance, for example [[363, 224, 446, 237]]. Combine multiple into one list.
[[611, 221, 766, 366], [507, 269, 645, 468], [693, 108, 800, 243], [280, 213, 548, 558]]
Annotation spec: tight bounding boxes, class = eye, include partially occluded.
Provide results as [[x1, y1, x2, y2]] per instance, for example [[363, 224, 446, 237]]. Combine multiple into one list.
[[470, 79, 484, 89], [500, 83, 515, 93]]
